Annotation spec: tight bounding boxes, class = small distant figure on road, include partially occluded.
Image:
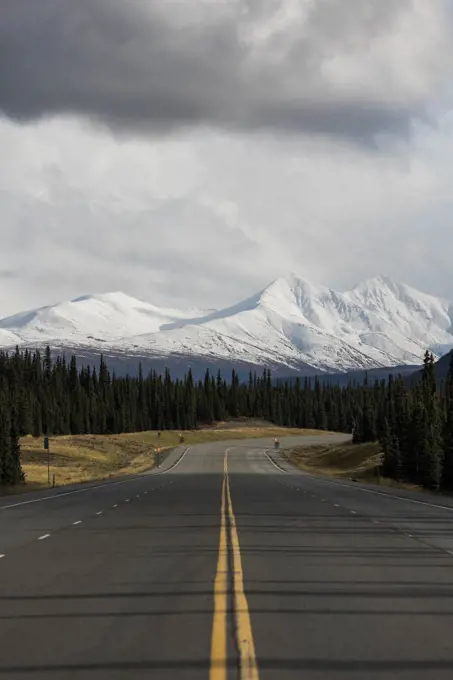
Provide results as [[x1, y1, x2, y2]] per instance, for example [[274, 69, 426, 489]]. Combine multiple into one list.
[[179, 433, 184, 444], [274, 438, 280, 450], [157, 431, 161, 439]]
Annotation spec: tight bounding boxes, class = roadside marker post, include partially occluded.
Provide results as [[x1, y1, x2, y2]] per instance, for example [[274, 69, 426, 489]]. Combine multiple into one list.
[[43, 437, 50, 485]]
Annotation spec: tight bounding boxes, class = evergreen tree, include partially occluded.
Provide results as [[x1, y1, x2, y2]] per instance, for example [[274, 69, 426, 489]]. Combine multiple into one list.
[[381, 419, 402, 481], [420, 351, 443, 489], [1, 343, 453, 491], [0, 397, 12, 484], [362, 378, 377, 443], [443, 353, 453, 489], [9, 405, 24, 484]]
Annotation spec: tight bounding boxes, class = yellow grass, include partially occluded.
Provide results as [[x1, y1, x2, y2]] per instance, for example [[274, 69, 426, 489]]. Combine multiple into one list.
[[287, 441, 382, 476], [286, 441, 421, 491], [6, 425, 326, 494]]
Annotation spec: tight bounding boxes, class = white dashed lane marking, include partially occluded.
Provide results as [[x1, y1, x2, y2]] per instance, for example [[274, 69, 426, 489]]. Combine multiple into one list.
[[38, 534, 50, 541], [96, 511, 103, 515], [72, 520, 82, 525], [0, 447, 190, 511], [113, 504, 118, 508], [0, 554, 5, 559]]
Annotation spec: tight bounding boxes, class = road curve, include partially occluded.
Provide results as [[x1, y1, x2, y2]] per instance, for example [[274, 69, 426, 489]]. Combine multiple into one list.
[[1, 433, 453, 679]]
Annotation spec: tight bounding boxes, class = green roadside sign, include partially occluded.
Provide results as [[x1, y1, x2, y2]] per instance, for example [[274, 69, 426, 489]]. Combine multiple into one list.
[[44, 437, 49, 450]]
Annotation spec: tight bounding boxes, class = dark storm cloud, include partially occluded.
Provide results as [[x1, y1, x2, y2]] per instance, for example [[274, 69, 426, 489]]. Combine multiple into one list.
[[0, 0, 447, 142]]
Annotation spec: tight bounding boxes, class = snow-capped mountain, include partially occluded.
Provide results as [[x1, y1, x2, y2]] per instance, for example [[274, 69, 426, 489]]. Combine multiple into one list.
[[1, 275, 452, 375], [0, 292, 212, 346]]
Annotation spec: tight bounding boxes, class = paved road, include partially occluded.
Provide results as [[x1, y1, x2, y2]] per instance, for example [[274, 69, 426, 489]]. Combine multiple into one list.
[[2, 433, 453, 679]]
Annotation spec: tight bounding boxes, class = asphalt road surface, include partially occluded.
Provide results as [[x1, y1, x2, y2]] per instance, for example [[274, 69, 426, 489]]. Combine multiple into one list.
[[2, 433, 453, 679]]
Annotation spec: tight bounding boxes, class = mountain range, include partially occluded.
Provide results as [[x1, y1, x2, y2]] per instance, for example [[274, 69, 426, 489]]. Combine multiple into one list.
[[1, 274, 452, 379]]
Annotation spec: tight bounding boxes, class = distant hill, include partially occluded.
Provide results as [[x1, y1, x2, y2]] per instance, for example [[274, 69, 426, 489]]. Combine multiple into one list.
[[433, 350, 453, 380], [407, 350, 453, 386], [276, 364, 420, 388]]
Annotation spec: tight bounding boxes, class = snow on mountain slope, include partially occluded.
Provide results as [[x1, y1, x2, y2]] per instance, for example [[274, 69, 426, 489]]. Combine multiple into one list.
[[111, 274, 453, 372], [0, 328, 21, 347], [0, 292, 211, 344], [0, 275, 452, 373]]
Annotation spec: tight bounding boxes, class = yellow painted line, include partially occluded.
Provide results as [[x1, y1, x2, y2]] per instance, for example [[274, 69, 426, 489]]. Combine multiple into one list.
[[210, 474, 228, 680], [225, 452, 260, 680]]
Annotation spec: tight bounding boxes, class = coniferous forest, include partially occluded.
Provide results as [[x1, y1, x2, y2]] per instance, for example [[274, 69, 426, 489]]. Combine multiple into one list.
[[1, 346, 453, 491]]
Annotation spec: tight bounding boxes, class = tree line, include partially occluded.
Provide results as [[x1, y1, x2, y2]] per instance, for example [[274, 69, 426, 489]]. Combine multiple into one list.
[[0, 346, 452, 490]]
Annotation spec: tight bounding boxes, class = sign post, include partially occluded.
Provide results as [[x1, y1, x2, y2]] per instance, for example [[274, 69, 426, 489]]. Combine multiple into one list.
[[44, 437, 50, 485]]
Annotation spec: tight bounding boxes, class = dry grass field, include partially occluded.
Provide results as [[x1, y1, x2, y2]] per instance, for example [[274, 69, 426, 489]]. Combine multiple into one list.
[[4, 423, 326, 494], [286, 441, 421, 491]]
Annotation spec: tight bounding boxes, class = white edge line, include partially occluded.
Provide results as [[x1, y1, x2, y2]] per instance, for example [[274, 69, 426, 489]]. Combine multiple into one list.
[[160, 446, 191, 474], [38, 534, 50, 540], [0, 446, 191, 511], [263, 450, 288, 473], [271, 448, 453, 514], [307, 476, 453, 513], [0, 476, 145, 510]]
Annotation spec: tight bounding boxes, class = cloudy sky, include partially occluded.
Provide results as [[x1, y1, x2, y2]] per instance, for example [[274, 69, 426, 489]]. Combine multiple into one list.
[[1, 0, 452, 317]]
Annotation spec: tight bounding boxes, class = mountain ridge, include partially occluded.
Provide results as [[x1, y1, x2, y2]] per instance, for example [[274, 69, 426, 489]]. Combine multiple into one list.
[[1, 274, 452, 376]]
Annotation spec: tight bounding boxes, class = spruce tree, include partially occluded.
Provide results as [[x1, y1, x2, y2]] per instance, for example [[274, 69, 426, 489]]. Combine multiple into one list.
[[0, 397, 12, 484], [3, 343, 453, 489], [420, 351, 443, 489], [0, 397, 22, 485], [9, 405, 24, 484], [442, 353, 453, 490]]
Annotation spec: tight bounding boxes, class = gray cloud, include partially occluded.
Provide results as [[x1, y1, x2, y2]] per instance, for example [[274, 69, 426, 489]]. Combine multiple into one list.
[[1, 111, 453, 318], [0, 0, 450, 144], [0, 269, 17, 280]]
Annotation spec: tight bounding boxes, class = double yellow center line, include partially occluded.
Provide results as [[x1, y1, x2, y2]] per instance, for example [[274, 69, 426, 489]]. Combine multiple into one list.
[[210, 450, 259, 680]]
